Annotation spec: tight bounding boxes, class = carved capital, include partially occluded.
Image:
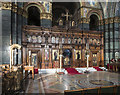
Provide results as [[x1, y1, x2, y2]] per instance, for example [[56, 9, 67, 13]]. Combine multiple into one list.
[[40, 13, 52, 20], [2, 2, 12, 10]]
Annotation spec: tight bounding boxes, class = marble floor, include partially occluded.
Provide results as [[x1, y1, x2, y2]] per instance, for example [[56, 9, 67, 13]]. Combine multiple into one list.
[[25, 71, 120, 94]]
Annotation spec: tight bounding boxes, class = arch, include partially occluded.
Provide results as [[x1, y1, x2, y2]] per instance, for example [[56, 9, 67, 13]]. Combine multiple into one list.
[[10, 44, 21, 68], [27, 6, 40, 26], [10, 44, 21, 50], [24, 2, 45, 13], [87, 10, 102, 20], [89, 14, 99, 31]]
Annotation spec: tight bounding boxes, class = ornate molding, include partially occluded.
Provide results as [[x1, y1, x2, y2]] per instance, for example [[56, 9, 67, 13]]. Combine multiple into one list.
[[104, 17, 120, 24], [114, 17, 120, 23], [99, 20, 104, 26], [2, 2, 28, 18], [2, 2, 12, 10], [79, 18, 90, 24], [105, 19, 108, 25], [108, 18, 114, 24], [40, 13, 52, 20]]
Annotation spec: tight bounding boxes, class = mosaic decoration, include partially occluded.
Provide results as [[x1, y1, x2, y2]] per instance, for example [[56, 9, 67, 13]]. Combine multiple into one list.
[[88, 0, 96, 6], [83, 8, 88, 17], [45, 3, 49, 12]]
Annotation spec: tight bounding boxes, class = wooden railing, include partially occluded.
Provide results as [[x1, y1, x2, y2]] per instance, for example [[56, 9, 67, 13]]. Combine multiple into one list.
[[64, 85, 120, 95]]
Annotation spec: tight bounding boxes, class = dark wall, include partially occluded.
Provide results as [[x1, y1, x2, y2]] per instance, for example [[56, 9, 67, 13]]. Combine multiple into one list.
[[1, 3, 27, 65], [2, 10, 11, 64]]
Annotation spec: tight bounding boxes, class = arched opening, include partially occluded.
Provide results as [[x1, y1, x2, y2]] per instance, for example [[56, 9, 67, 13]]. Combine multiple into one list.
[[28, 6, 40, 26], [89, 14, 99, 30]]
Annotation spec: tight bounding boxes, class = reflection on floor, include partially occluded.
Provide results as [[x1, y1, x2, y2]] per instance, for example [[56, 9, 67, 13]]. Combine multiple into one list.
[[25, 71, 120, 94]]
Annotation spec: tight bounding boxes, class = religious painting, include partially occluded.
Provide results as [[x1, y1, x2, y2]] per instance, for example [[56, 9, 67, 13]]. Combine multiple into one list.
[[72, 21, 75, 26], [31, 53, 37, 67], [52, 50, 59, 61], [56, 37, 59, 44], [32, 36, 37, 43], [27, 35, 32, 42], [38, 36, 42, 43], [62, 37, 65, 44], [42, 36, 45, 43], [48, 37, 51, 43], [64, 57, 70, 65], [68, 38, 71, 44], [44, 49, 49, 61], [52, 37, 55, 43], [78, 38, 81, 44], [97, 39, 100, 45], [63, 49, 72, 66], [59, 19, 63, 26], [93, 53, 97, 66], [75, 50, 81, 60], [74, 38, 77, 44], [45, 3, 49, 12], [89, 38, 93, 45], [65, 37, 68, 44], [83, 8, 88, 17]]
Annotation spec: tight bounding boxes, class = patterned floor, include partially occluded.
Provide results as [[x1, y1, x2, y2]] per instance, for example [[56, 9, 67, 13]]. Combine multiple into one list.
[[25, 71, 120, 94]]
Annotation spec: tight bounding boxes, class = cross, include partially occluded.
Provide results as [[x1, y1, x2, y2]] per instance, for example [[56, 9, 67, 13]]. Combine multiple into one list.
[[62, 10, 72, 21]]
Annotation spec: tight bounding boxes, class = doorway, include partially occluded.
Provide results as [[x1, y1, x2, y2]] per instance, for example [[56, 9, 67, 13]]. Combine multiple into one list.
[[63, 49, 72, 67]]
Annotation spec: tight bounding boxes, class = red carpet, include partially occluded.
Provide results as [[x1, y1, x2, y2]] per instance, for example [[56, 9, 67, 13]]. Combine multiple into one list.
[[93, 67, 103, 71], [65, 68, 82, 75]]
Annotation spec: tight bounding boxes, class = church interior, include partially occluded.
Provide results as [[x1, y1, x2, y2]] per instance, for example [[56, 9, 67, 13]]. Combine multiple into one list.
[[0, 1, 120, 94]]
